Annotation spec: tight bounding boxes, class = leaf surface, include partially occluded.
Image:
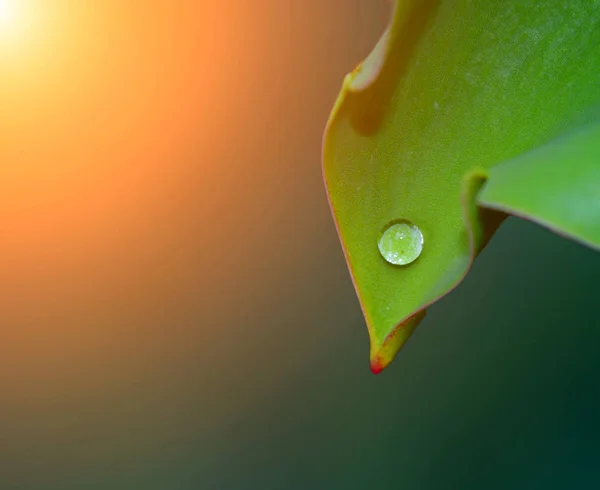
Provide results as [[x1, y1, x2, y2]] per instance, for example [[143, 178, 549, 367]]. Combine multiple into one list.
[[322, 0, 600, 372]]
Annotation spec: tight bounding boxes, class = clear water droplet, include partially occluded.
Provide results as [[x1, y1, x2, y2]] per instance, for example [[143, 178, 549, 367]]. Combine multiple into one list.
[[378, 219, 424, 266]]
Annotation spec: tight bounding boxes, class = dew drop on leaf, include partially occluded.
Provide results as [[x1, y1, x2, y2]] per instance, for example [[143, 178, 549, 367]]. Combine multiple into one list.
[[378, 219, 424, 266]]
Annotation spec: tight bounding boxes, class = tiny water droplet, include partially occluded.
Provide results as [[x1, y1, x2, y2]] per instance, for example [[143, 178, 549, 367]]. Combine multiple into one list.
[[378, 219, 424, 266]]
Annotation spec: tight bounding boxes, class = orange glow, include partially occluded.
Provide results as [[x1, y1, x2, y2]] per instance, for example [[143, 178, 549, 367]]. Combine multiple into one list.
[[0, 2, 246, 316], [0, 0, 303, 346]]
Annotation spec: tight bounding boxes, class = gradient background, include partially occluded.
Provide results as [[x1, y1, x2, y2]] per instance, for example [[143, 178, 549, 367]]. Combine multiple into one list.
[[0, 1, 599, 489]]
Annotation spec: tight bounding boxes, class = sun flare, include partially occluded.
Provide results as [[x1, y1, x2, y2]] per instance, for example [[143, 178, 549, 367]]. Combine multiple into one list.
[[0, 0, 48, 63], [0, 0, 32, 52], [0, 0, 18, 31]]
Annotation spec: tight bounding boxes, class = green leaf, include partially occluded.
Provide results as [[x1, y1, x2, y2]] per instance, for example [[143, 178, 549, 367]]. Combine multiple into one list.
[[322, 0, 600, 373], [478, 120, 600, 251]]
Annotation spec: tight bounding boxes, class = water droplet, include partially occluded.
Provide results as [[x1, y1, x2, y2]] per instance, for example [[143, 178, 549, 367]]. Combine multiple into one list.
[[378, 219, 424, 266]]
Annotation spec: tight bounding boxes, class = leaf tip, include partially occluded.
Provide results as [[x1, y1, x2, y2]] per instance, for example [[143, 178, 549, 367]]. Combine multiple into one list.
[[368, 309, 427, 374]]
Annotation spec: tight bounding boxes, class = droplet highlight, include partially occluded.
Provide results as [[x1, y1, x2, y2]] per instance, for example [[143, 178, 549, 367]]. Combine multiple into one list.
[[378, 219, 424, 266]]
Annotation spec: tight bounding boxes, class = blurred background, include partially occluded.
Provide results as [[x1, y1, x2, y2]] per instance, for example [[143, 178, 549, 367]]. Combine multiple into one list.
[[0, 1, 599, 488]]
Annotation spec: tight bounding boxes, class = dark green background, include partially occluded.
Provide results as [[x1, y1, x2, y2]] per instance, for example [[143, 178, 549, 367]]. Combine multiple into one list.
[[1, 1, 599, 488]]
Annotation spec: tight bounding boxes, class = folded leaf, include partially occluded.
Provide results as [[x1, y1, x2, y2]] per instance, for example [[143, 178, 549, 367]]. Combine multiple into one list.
[[478, 121, 600, 251], [322, 0, 600, 373]]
